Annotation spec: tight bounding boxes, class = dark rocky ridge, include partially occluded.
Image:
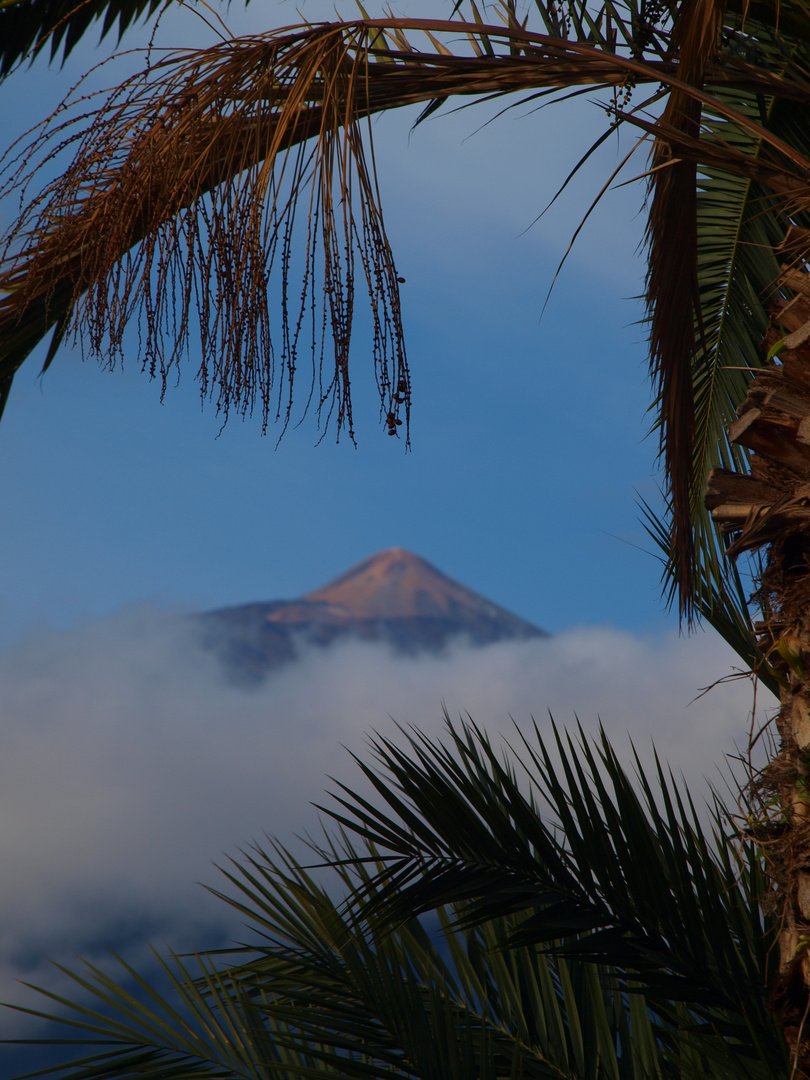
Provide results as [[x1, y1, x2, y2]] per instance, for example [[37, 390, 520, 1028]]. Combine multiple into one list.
[[200, 548, 548, 680]]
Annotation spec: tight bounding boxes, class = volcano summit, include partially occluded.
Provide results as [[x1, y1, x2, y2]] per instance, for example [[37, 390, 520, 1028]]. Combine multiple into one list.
[[201, 549, 548, 678]]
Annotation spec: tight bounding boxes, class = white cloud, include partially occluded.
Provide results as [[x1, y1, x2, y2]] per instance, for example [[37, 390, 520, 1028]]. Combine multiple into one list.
[[0, 608, 774, 1032]]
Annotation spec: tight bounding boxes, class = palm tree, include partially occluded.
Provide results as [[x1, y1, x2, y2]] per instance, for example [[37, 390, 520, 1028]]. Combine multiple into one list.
[[3, 719, 785, 1079], [5, 0, 810, 1062]]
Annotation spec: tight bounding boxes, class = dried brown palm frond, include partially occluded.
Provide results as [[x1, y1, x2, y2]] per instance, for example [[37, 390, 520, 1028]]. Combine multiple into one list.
[[1, 24, 418, 438], [5, 16, 808, 441], [645, 0, 727, 614]]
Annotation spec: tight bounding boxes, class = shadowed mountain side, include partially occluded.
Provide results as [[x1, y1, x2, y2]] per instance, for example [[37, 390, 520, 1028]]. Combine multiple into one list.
[[199, 549, 549, 680]]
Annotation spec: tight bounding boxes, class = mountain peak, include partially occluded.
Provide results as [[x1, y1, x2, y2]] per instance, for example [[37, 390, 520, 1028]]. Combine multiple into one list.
[[302, 548, 493, 621], [202, 549, 547, 678]]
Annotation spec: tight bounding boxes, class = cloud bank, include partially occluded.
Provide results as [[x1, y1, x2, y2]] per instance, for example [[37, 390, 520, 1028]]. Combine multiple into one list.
[[0, 608, 775, 1033]]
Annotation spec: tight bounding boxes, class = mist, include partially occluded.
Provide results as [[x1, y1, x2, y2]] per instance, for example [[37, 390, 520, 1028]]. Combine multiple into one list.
[[0, 607, 774, 1032]]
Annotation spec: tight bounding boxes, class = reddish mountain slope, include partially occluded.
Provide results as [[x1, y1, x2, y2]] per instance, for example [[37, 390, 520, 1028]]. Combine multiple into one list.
[[201, 549, 547, 678], [262, 549, 539, 629]]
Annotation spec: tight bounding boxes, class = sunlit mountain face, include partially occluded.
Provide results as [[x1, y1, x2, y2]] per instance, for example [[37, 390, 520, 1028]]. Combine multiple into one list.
[[200, 548, 549, 679]]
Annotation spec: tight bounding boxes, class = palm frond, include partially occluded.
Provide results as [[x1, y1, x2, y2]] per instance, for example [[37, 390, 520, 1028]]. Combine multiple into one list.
[[4, 836, 677, 1079], [5, 720, 782, 1079], [644, 0, 728, 613], [323, 716, 785, 1076], [4, 16, 810, 438], [638, 492, 778, 693], [0, 15, 635, 437], [646, 26, 810, 626], [0, 0, 168, 78]]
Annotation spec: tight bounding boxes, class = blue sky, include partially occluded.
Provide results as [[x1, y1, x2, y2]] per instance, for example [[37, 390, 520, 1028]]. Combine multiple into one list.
[[0, 0, 664, 643]]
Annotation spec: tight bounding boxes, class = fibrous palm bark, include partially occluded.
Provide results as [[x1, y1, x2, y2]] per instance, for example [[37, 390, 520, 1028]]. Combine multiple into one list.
[[707, 258, 810, 1070]]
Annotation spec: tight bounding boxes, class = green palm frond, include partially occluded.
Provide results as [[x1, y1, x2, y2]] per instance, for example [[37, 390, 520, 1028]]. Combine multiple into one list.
[[685, 97, 780, 609], [594, 4, 810, 621], [7, 948, 292, 1077], [638, 492, 777, 693], [4, 722, 780, 1080], [648, 44, 806, 630], [324, 717, 784, 1076], [212, 837, 667, 1080], [0, 0, 170, 78], [640, 11, 810, 629], [2, 842, 669, 1079]]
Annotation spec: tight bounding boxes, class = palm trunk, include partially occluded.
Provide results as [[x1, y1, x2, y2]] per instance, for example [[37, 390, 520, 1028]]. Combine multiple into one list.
[[706, 252, 810, 1073]]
